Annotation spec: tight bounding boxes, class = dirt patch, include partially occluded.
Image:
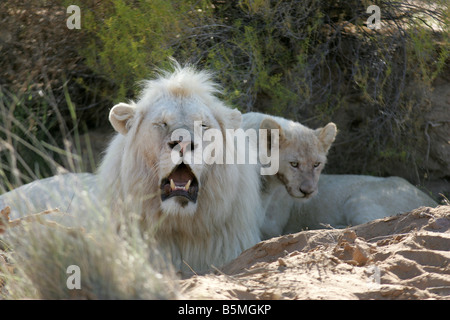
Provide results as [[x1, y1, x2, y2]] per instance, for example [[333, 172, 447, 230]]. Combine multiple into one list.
[[181, 206, 450, 299]]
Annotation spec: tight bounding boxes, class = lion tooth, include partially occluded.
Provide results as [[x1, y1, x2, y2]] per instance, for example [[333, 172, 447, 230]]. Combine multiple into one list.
[[184, 180, 191, 191], [170, 179, 176, 191]]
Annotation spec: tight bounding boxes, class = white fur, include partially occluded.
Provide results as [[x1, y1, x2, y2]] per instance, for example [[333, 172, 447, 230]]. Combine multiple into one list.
[[0, 66, 264, 275], [0, 173, 101, 225], [242, 112, 336, 239], [242, 112, 437, 237], [284, 174, 438, 231], [98, 65, 263, 273]]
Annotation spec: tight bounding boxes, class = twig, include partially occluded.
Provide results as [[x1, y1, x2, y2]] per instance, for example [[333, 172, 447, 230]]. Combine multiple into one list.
[[0, 206, 83, 235], [182, 260, 198, 277]]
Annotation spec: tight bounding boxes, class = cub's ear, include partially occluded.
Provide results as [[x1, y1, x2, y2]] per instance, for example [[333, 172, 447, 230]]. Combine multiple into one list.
[[260, 117, 285, 144], [315, 122, 337, 152], [228, 108, 242, 130], [213, 107, 242, 131], [109, 103, 136, 135]]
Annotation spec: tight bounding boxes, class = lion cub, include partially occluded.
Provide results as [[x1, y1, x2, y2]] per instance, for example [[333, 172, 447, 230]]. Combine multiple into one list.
[[242, 112, 337, 239], [243, 112, 437, 238]]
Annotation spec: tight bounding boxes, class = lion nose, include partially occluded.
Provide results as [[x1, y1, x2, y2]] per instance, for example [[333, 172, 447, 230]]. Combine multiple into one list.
[[299, 182, 314, 196], [168, 139, 195, 155]]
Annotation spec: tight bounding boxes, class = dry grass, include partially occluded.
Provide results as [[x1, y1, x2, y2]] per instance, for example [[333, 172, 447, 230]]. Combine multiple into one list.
[[0, 198, 180, 299]]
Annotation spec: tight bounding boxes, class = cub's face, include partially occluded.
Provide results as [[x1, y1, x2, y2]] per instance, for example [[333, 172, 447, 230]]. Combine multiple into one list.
[[261, 118, 337, 199], [109, 94, 241, 216]]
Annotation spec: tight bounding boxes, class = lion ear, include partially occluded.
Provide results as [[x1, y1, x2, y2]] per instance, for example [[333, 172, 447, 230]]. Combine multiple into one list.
[[315, 122, 337, 152], [109, 103, 136, 135], [260, 118, 285, 145], [228, 109, 242, 130], [215, 108, 242, 131]]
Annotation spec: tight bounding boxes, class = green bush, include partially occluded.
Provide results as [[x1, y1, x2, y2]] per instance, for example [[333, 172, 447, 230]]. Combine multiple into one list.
[[52, 0, 450, 131], [195, 0, 449, 179], [79, 0, 203, 102]]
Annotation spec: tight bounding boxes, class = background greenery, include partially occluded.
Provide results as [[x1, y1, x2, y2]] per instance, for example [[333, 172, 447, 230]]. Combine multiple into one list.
[[0, 0, 448, 196]]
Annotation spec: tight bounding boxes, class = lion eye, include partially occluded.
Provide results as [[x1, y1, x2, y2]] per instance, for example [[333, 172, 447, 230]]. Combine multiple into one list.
[[290, 162, 298, 168], [314, 162, 321, 168], [154, 122, 167, 128]]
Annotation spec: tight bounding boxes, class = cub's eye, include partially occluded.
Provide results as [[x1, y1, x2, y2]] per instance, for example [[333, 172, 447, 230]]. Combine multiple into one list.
[[290, 162, 298, 168], [313, 162, 321, 168]]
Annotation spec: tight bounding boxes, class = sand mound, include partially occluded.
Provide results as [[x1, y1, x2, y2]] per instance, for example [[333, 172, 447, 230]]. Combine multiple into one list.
[[181, 205, 450, 299]]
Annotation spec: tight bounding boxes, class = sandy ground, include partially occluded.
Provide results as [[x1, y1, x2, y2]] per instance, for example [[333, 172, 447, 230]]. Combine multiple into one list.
[[181, 205, 450, 300], [1, 205, 448, 300]]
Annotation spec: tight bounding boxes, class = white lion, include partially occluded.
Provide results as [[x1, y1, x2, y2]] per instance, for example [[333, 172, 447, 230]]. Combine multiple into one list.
[[242, 112, 438, 238], [242, 112, 337, 238], [0, 66, 264, 275], [97, 65, 263, 273]]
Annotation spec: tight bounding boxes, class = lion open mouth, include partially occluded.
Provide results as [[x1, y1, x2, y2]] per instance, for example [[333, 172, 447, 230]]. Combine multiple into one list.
[[160, 163, 199, 203]]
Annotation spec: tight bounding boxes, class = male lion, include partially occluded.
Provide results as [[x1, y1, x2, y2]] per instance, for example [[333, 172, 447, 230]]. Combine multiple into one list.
[[98, 65, 264, 273], [242, 112, 337, 239], [0, 66, 264, 276]]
